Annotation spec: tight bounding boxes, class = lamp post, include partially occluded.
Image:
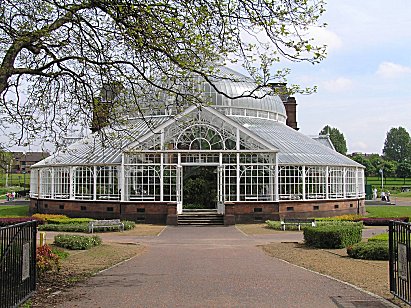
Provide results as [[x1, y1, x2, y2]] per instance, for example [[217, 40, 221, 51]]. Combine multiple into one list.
[[379, 168, 384, 189]]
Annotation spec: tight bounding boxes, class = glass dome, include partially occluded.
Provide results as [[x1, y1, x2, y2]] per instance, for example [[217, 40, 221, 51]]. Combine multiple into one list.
[[201, 67, 287, 123]]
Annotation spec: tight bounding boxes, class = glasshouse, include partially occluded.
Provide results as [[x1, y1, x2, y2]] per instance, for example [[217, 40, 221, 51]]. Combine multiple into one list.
[[29, 67, 365, 224]]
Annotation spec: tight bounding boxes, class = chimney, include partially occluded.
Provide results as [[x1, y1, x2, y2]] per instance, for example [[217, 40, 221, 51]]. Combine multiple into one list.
[[268, 83, 299, 131]]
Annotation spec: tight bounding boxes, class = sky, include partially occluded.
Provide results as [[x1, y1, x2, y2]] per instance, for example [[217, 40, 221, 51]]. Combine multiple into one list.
[[287, 0, 411, 154]]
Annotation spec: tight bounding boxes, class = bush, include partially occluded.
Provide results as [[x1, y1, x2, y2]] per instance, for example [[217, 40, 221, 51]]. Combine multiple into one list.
[[347, 241, 389, 260], [38, 223, 89, 232], [36, 244, 60, 277], [304, 222, 363, 249], [122, 220, 135, 230], [265, 220, 282, 230], [54, 234, 102, 250]]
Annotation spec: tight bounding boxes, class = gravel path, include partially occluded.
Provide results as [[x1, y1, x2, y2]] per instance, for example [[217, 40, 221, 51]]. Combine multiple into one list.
[[59, 226, 396, 308]]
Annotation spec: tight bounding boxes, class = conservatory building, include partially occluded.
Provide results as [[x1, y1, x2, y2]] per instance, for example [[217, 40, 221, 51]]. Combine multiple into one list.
[[29, 67, 365, 224]]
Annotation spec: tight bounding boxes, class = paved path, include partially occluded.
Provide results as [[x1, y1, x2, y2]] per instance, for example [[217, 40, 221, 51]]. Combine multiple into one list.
[[60, 226, 395, 308]]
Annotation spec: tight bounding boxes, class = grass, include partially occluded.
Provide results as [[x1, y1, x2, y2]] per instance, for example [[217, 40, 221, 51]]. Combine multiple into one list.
[[0, 205, 29, 217], [366, 206, 411, 218]]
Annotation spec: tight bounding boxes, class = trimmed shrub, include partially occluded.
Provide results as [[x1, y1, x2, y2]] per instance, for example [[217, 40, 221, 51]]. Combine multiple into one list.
[[347, 241, 389, 260], [54, 234, 102, 250], [32, 214, 68, 221], [360, 217, 408, 226], [315, 214, 363, 222], [46, 218, 94, 224], [38, 223, 89, 232], [304, 222, 363, 249]]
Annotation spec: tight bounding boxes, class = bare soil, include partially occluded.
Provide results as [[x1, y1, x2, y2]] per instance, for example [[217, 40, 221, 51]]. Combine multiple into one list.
[[30, 243, 146, 307]]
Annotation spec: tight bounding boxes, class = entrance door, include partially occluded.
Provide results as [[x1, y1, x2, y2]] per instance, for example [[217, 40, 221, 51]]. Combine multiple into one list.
[[182, 166, 218, 210]]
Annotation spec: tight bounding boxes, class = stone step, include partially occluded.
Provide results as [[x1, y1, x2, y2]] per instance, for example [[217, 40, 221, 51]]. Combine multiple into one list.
[[178, 211, 224, 225]]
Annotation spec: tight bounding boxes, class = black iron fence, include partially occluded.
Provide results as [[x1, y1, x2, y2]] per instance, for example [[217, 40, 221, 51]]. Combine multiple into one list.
[[0, 221, 37, 308], [389, 221, 411, 305]]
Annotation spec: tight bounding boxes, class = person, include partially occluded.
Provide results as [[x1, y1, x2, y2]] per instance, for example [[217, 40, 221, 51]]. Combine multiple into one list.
[[6, 192, 9, 202], [11, 191, 15, 201], [386, 191, 390, 203], [373, 188, 377, 200], [381, 191, 386, 202]]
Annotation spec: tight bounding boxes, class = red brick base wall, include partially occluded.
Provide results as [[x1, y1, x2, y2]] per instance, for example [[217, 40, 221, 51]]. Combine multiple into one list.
[[30, 199, 174, 224], [31, 198, 365, 225]]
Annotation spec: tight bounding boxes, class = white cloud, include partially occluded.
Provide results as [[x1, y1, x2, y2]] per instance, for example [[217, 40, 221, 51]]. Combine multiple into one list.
[[376, 62, 411, 78], [309, 28, 343, 52], [322, 77, 353, 92]]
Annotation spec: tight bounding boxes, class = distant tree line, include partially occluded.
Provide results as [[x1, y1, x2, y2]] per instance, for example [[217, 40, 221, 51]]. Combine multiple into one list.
[[320, 125, 411, 182]]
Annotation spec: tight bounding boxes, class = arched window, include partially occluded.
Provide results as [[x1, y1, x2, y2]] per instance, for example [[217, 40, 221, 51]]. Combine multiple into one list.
[[176, 124, 225, 150]]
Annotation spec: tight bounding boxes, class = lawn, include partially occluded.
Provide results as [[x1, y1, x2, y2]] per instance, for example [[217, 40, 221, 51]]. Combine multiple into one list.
[[366, 206, 411, 218], [0, 205, 29, 217]]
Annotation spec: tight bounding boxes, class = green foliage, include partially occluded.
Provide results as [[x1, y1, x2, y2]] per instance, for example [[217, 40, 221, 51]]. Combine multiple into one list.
[[54, 234, 102, 250], [347, 241, 389, 260], [46, 218, 94, 224], [0, 205, 29, 217], [183, 167, 217, 208], [122, 221, 135, 231], [383, 126, 411, 163], [51, 247, 70, 260], [38, 220, 135, 232], [38, 223, 89, 232], [397, 162, 411, 183], [0, 0, 326, 142], [266, 220, 284, 230], [320, 125, 347, 155], [303, 222, 363, 248], [366, 206, 411, 219], [315, 214, 363, 222], [36, 244, 60, 277]]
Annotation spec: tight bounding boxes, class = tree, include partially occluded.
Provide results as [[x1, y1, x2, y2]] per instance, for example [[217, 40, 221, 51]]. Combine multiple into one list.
[[320, 125, 347, 155], [396, 162, 411, 184], [0, 0, 326, 147], [383, 127, 411, 163]]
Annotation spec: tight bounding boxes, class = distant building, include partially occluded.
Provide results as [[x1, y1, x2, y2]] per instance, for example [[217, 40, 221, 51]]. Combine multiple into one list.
[[12, 152, 50, 174]]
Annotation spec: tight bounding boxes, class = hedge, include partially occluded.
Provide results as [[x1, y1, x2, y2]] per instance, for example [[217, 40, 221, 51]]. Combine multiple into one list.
[[46, 218, 94, 224], [368, 233, 389, 242], [54, 234, 102, 250], [38, 220, 136, 232], [347, 241, 389, 260], [303, 222, 363, 248]]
